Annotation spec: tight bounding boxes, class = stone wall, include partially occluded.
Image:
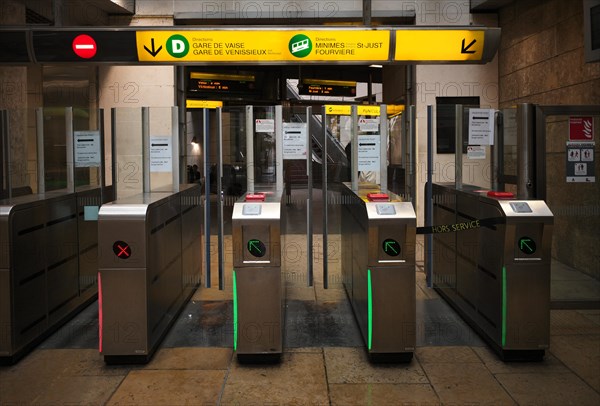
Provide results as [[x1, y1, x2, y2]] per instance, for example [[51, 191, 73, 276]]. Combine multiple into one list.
[[498, 0, 600, 106], [499, 0, 600, 278]]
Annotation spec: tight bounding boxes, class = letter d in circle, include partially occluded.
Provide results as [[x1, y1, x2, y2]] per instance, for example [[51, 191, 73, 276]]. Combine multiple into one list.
[[167, 34, 189, 58]]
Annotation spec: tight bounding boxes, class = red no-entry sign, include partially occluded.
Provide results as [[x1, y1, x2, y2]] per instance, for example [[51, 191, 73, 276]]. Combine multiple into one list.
[[72, 34, 97, 59]]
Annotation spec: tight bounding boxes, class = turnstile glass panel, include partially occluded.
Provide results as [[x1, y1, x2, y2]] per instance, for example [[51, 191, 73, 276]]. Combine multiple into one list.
[[112, 107, 143, 198], [73, 108, 103, 192], [147, 107, 179, 193], [323, 109, 349, 289], [41, 107, 69, 192], [281, 105, 314, 285], [500, 107, 518, 195], [0, 108, 37, 199], [251, 106, 279, 189], [112, 107, 179, 197], [542, 113, 600, 305]]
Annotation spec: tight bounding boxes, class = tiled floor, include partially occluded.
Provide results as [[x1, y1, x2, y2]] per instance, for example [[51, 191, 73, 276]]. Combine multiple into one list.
[[2, 229, 599, 405], [2, 274, 599, 405]]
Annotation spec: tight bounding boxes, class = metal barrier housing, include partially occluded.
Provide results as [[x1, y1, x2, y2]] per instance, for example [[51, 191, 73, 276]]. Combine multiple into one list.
[[341, 183, 416, 362], [98, 184, 202, 364], [429, 183, 553, 360], [0, 187, 108, 364], [232, 189, 284, 361]]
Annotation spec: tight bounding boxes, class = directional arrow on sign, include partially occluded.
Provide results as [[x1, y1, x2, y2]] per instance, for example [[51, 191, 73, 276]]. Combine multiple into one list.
[[144, 38, 162, 57], [518, 237, 536, 255], [248, 239, 265, 257], [382, 239, 400, 257], [461, 38, 477, 54]]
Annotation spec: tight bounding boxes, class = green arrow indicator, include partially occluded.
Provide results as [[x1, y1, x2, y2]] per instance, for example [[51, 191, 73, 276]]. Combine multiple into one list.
[[382, 239, 400, 257], [518, 237, 536, 255], [247, 239, 266, 257]]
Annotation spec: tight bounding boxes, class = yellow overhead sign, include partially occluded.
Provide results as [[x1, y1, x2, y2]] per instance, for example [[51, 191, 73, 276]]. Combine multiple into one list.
[[186, 100, 223, 109], [137, 30, 390, 62], [324, 105, 404, 116], [325, 105, 352, 115], [394, 30, 485, 61], [387, 105, 405, 116]]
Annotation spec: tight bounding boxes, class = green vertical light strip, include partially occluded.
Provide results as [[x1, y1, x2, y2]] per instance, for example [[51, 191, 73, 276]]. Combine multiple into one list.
[[501, 266, 507, 347], [367, 268, 373, 351], [233, 270, 238, 351]]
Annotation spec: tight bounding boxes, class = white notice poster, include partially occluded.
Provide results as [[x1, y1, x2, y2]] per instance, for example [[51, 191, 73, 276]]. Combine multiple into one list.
[[358, 117, 379, 132], [255, 119, 275, 133], [282, 122, 308, 160], [357, 135, 380, 171], [468, 108, 495, 145], [150, 136, 172, 173], [74, 131, 101, 167], [467, 145, 486, 159]]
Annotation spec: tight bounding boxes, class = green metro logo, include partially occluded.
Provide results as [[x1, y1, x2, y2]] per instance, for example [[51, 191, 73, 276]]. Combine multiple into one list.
[[167, 34, 189, 58], [289, 34, 312, 58]]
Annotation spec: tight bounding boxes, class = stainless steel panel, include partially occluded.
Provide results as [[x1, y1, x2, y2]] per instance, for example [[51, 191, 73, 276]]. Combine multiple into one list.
[[100, 268, 148, 355], [181, 187, 202, 294], [14, 275, 47, 348], [47, 259, 79, 324], [232, 188, 283, 358], [98, 184, 202, 362], [235, 266, 282, 355], [76, 188, 102, 293], [0, 189, 105, 362], [341, 183, 416, 358], [98, 216, 147, 269], [371, 267, 416, 353], [431, 183, 553, 359], [0, 269, 12, 355]]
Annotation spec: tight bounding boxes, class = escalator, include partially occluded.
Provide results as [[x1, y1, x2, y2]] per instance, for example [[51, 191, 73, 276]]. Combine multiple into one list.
[[285, 82, 350, 189]]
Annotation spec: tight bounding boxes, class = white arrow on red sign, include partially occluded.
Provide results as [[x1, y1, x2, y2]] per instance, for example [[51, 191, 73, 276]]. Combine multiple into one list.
[[72, 34, 97, 59]]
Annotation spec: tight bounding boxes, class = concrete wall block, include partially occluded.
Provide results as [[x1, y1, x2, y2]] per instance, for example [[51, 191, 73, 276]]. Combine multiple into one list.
[[512, 40, 534, 72], [582, 59, 600, 81], [0, 0, 25, 24], [524, 28, 556, 67], [499, 19, 519, 50], [556, 12, 584, 56], [555, 0, 583, 23], [136, 0, 174, 16], [498, 45, 515, 77], [555, 49, 585, 89], [499, 71, 519, 103], [545, 119, 568, 154], [513, 0, 548, 42]]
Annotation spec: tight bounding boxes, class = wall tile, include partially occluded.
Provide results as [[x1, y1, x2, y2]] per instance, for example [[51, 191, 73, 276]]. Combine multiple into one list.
[[556, 13, 584, 56]]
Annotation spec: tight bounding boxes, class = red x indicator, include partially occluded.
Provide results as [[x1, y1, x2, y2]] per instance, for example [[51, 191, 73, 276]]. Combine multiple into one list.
[[112, 241, 131, 259]]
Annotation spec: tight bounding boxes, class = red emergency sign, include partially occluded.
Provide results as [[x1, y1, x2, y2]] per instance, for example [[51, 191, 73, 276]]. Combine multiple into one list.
[[569, 117, 594, 141], [72, 34, 97, 59]]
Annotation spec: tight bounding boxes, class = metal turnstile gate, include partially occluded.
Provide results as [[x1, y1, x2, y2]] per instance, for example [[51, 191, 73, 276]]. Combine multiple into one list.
[[430, 183, 553, 360], [341, 183, 416, 362], [232, 189, 284, 361], [98, 184, 202, 364]]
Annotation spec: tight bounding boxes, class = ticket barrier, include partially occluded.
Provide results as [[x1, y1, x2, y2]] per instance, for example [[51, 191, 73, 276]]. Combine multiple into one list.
[[232, 189, 284, 362], [98, 184, 202, 364], [429, 183, 553, 361], [0, 186, 109, 364], [341, 183, 416, 362]]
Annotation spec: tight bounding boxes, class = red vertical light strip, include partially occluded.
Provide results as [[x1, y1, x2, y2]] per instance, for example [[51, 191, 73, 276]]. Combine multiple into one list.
[[98, 272, 103, 353]]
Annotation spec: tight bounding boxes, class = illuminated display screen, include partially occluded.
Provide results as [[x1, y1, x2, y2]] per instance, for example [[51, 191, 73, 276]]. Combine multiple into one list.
[[299, 80, 356, 97], [188, 78, 255, 93]]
